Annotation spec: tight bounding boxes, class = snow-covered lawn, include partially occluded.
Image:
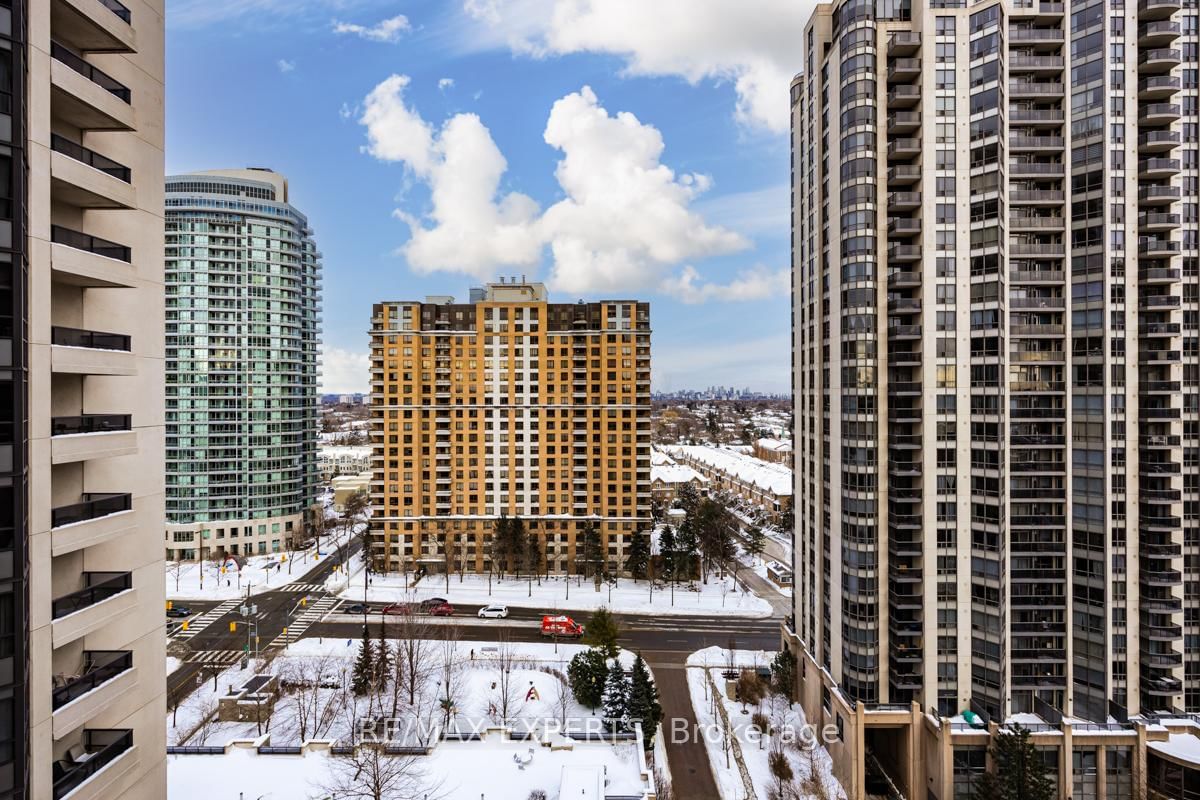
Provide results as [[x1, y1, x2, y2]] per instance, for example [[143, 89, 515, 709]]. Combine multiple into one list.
[[168, 638, 638, 748], [165, 524, 362, 600], [168, 735, 649, 800], [687, 648, 845, 800], [168, 657, 266, 745], [344, 572, 774, 618]]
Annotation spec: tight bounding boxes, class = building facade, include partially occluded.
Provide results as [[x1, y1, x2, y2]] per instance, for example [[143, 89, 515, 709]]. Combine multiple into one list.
[[14, 0, 169, 796], [369, 280, 651, 575], [164, 169, 321, 562], [791, 0, 1200, 796]]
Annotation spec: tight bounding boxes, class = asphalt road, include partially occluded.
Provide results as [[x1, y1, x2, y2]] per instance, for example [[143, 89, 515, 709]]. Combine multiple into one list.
[[167, 557, 782, 798]]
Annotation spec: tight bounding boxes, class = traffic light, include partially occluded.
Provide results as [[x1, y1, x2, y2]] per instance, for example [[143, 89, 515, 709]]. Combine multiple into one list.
[[181, 620, 189, 631], [229, 621, 237, 632], [166, 600, 173, 610]]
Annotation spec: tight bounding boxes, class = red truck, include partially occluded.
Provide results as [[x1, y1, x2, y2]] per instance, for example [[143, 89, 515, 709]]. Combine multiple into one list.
[[541, 615, 585, 638]]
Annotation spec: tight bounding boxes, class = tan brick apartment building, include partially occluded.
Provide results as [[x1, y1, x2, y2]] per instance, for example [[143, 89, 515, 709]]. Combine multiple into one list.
[[368, 280, 651, 575]]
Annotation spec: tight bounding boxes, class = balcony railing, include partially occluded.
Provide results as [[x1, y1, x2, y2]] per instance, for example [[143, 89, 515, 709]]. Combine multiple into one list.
[[53, 228, 132, 268], [50, 134, 131, 182], [49, 42, 131, 103], [52, 651, 133, 710], [98, 0, 133, 23], [51, 492, 131, 528], [51, 325, 131, 351], [53, 729, 133, 799], [51, 414, 132, 436], [51, 572, 131, 620]]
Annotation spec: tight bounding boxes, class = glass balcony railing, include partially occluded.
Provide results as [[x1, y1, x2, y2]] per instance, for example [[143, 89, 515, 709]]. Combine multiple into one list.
[[52, 651, 133, 710], [51, 572, 131, 619], [50, 134, 131, 182], [51, 493, 132, 529], [98, 0, 133, 23], [51, 414, 132, 436], [50, 225, 131, 262], [53, 729, 133, 799], [49, 42, 131, 103], [51, 326, 132, 351]]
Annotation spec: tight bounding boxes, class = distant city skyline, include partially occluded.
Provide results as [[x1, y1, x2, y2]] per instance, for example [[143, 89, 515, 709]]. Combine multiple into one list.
[[165, 2, 803, 395]]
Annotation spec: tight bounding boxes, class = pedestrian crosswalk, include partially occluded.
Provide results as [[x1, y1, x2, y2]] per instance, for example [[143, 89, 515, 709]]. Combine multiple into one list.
[[276, 583, 326, 593], [184, 649, 245, 665], [174, 599, 240, 640], [268, 594, 337, 647]]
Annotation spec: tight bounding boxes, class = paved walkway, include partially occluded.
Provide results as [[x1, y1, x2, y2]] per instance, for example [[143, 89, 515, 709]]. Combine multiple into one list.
[[642, 650, 721, 800]]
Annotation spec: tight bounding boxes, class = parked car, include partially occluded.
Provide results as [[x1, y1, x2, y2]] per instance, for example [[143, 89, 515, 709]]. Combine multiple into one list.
[[477, 604, 509, 619], [382, 602, 417, 616], [165, 605, 191, 619], [426, 602, 454, 617]]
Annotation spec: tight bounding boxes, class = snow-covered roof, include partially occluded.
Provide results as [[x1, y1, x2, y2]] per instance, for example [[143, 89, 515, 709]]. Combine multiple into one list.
[[663, 445, 793, 496], [756, 437, 793, 453], [650, 448, 676, 466], [651, 464, 706, 486], [1149, 732, 1200, 766], [319, 445, 372, 459]]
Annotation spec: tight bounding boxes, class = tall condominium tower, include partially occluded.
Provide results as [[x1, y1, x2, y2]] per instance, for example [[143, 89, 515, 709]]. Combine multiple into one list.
[[790, 0, 1200, 797], [164, 169, 321, 562], [9, 0, 168, 797], [369, 280, 651, 575]]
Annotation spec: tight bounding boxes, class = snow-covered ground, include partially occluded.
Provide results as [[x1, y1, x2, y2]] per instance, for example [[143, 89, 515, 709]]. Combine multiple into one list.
[[168, 735, 649, 800], [343, 572, 774, 618], [165, 524, 361, 600], [169, 638, 638, 748], [168, 657, 266, 745], [687, 648, 845, 800]]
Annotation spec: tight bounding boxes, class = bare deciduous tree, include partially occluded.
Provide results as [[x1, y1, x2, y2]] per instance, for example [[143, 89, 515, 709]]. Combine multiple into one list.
[[490, 631, 526, 724], [281, 654, 343, 742], [391, 612, 436, 716], [317, 745, 437, 800]]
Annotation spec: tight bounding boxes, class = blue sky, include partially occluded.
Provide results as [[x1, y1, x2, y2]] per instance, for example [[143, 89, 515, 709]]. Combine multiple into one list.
[[167, 0, 806, 394]]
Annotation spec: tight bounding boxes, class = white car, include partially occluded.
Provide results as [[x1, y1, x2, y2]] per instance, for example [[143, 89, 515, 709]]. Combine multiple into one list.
[[477, 604, 509, 619]]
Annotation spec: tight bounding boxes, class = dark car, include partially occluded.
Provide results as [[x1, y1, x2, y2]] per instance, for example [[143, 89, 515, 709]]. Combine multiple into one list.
[[345, 603, 373, 615], [419, 597, 448, 610], [165, 605, 191, 618]]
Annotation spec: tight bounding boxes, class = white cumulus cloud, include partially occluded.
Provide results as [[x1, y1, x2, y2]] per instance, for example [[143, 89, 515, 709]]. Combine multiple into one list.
[[659, 265, 789, 305], [438, 78, 456, 91], [333, 13, 411, 43], [538, 86, 748, 294], [319, 346, 369, 394], [358, 77, 751, 297], [276, 58, 296, 73], [460, 0, 807, 133], [360, 74, 542, 280]]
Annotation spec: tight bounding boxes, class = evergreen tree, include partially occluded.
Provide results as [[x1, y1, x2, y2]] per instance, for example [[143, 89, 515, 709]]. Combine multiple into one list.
[[580, 520, 604, 579], [674, 521, 699, 582], [568, 649, 609, 711], [770, 650, 797, 702], [583, 606, 621, 658], [509, 516, 528, 577], [744, 526, 767, 563], [973, 724, 1055, 800], [373, 627, 391, 688], [625, 532, 651, 579], [658, 525, 677, 582], [627, 653, 663, 745], [601, 660, 630, 732], [524, 530, 542, 581], [491, 517, 511, 577], [351, 628, 374, 696], [675, 483, 701, 516]]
